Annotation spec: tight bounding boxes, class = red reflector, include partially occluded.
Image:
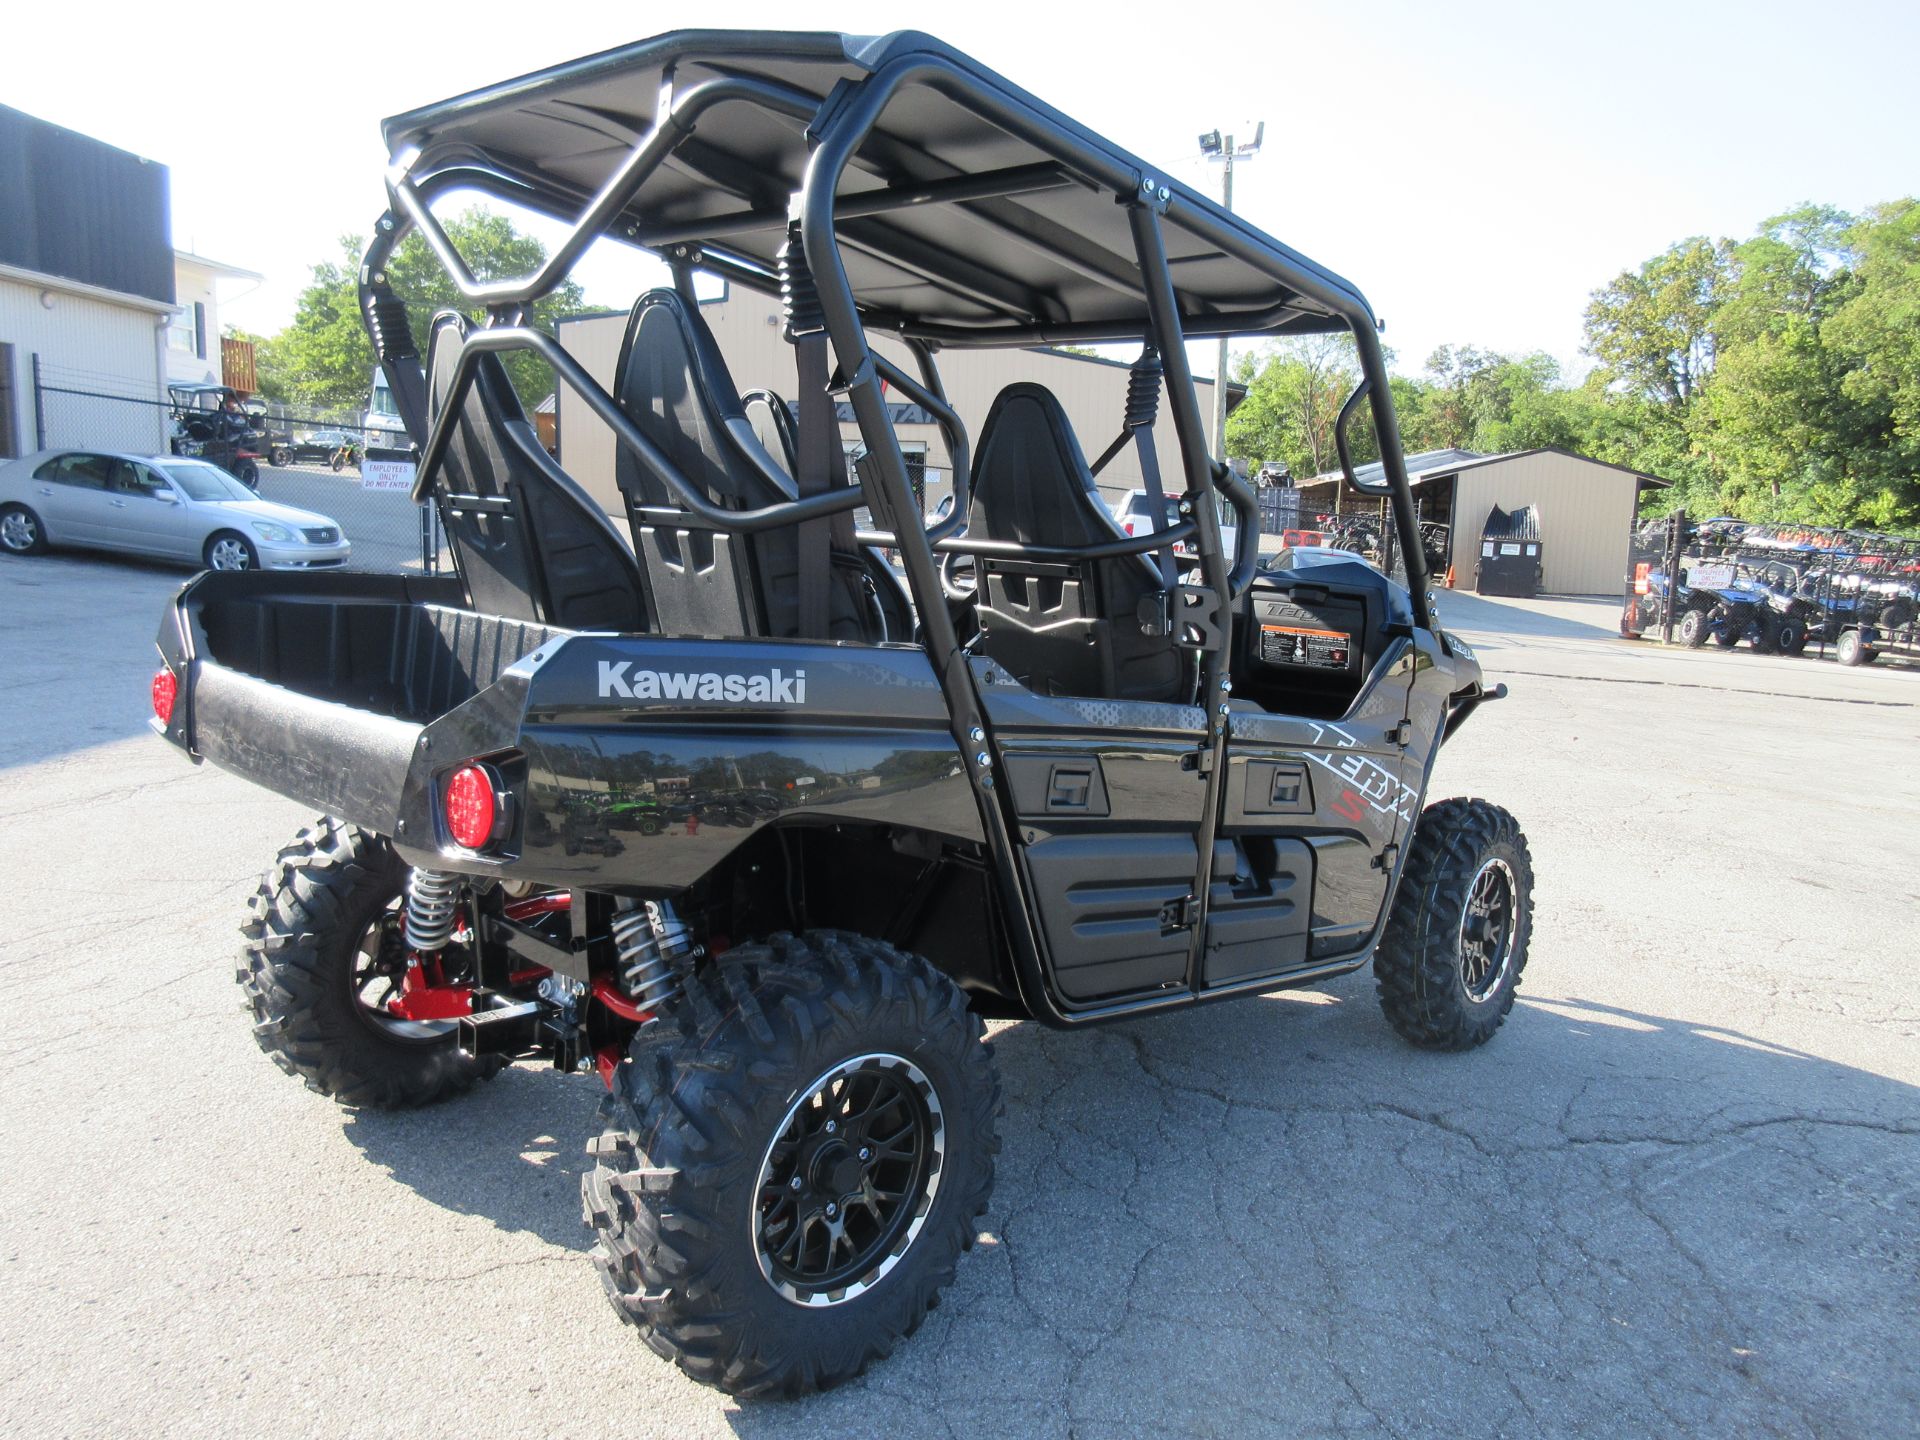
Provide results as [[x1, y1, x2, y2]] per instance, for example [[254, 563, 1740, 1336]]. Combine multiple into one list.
[[151, 668, 177, 724], [445, 764, 498, 849]]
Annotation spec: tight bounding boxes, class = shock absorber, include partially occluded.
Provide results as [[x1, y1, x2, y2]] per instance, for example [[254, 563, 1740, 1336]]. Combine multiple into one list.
[[403, 869, 460, 953], [610, 900, 700, 1011]]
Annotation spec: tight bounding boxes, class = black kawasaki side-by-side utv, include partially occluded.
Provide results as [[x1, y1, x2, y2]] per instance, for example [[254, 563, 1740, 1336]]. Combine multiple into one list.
[[151, 31, 1530, 1397]]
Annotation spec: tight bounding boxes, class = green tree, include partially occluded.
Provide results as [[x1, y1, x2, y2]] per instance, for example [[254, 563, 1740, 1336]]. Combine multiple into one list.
[[1823, 198, 1920, 527], [1225, 334, 1360, 481], [264, 207, 589, 414], [1584, 237, 1732, 406]]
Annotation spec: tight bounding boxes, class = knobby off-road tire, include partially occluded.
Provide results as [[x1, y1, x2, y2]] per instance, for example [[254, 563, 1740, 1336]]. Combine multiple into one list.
[[583, 930, 1001, 1398], [238, 818, 505, 1108], [1710, 605, 1749, 648], [1374, 797, 1534, 1051], [1678, 607, 1710, 647]]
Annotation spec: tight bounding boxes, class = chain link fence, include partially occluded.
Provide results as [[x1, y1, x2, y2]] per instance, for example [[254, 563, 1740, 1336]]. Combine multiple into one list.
[[30, 362, 440, 573]]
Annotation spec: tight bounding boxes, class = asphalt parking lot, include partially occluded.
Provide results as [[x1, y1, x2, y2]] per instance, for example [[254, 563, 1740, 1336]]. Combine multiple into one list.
[[2, 551, 1916, 1438]]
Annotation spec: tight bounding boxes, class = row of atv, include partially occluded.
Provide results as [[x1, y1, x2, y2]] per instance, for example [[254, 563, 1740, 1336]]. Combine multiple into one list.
[[1624, 517, 1920, 667]]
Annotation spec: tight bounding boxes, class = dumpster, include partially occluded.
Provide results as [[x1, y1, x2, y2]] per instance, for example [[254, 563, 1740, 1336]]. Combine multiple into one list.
[[1475, 505, 1543, 597]]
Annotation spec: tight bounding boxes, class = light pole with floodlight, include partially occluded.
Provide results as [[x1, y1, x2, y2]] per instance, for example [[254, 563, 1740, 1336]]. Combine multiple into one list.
[[1198, 123, 1263, 462]]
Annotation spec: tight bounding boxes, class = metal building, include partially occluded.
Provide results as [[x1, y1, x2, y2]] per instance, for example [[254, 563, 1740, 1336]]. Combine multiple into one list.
[[1304, 447, 1669, 596]]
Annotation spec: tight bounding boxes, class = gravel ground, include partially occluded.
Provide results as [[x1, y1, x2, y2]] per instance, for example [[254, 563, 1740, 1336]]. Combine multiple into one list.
[[2, 553, 1915, 1438]]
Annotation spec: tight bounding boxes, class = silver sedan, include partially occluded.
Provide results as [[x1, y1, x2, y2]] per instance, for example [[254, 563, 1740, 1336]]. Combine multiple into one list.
[[0, 450, 351, 570]]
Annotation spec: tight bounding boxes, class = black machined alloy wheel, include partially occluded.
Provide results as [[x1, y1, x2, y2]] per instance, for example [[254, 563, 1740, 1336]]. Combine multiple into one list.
[[238, 817, 504, 1108], [583, 931, 1000, 1398], [1457, 858, 1519, 1003], [754, 1053, 942, 1306], [1374, 797, 1534, 1051]]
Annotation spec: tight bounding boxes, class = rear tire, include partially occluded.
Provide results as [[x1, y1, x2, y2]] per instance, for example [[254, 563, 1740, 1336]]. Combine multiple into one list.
[[0, 502, 49, 555], [235, 459, 260, 488], [237, 818, 505, 1108], [1772, 618, 1808, 656], [583, 931, 1001, 1397], [1374, 798, 1534, 1051], [1678, 608, 1710, 647]]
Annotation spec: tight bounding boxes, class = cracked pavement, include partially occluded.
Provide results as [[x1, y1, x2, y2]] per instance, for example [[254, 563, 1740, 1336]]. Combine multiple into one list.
[[2, 557, 1916, 1438]]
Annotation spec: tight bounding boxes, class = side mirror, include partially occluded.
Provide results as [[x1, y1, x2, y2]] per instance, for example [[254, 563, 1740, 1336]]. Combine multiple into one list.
[[1333, 379, 1392, 497], [154, 488, 179, 503]]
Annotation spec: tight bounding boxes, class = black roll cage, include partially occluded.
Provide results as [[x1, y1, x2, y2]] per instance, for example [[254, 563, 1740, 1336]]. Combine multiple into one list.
[[356, 39, 1434, 1025]]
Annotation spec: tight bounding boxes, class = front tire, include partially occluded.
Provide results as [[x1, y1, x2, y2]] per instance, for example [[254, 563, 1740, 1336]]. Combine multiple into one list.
[[1374, 798, 1534, 1051], [1678, 607, 1710, 647], [583, 931, 1000, 1397], [0, 502, 49, 555], [237, 818, 505, 1108], [204, 531, 258, 570]]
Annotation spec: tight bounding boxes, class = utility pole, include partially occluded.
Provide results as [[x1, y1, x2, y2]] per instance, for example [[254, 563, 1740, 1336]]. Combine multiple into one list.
[[1199, 123, 1263, 462]]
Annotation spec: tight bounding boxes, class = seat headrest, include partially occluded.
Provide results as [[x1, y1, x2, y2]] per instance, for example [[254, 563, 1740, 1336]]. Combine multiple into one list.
[[968, 382, 1108, 544], [614, 289, 795, 507]]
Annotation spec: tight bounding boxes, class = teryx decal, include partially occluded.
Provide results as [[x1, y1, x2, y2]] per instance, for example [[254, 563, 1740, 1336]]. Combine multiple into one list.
[[598, 664, 807, 704], [1305, 720, 1415, 824]]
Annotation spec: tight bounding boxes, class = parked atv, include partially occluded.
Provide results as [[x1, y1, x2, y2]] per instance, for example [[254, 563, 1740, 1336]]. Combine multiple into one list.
[[151, 29, 1528, 1400], [167, 382, 269, 488]]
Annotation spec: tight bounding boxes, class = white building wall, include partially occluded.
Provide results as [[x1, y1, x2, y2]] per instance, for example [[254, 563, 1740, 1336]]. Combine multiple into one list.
[[0, 273, 169, 457], [166, 260, 223, 388]]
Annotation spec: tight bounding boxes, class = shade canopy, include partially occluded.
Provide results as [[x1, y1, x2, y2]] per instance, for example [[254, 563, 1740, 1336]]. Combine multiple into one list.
[[382, 30, 1374, 345]]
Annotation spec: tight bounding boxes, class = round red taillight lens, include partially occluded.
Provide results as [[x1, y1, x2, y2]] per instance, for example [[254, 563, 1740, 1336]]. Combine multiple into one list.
[[445, 764, 498, 849], [152, 667, 177, 724]]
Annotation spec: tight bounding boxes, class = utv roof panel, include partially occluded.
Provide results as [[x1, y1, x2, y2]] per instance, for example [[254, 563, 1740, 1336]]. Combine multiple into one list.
[[381, 29, 1370, 344]]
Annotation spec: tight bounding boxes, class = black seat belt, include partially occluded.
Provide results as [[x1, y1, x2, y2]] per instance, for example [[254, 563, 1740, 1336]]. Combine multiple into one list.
[[794, 328, 837, 639], [783, 220, 853, 641], [1126, 346, 1178, 592]]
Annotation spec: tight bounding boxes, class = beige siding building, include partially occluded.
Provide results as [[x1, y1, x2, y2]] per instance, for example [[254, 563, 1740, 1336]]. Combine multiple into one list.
[[554, 285, 1224, 526], [1303, 446, 1668, 596]]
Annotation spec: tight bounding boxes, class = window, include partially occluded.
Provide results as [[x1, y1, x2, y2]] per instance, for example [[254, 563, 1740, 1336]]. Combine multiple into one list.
[[0, 343, 16, 459], [35, 453, 112, 489], [168, 302, 207, 358]]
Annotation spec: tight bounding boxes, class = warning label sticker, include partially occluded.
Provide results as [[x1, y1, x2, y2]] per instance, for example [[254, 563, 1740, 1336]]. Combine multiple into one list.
[[1260, 624, 1353, 671]]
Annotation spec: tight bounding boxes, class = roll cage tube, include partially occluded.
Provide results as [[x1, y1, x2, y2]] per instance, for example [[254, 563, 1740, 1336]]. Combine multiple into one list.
[[1334, 373, 1430, 605]]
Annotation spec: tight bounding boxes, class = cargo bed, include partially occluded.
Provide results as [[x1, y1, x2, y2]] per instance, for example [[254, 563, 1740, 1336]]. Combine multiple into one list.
[[156, 571, 569, 832]]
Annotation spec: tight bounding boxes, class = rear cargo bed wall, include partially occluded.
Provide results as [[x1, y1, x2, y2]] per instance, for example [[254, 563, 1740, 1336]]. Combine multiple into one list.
[[198, 597, 566, 722]]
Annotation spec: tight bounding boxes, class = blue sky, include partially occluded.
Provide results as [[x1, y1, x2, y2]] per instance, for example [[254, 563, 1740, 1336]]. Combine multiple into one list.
[[9, 0, 1916, 380]]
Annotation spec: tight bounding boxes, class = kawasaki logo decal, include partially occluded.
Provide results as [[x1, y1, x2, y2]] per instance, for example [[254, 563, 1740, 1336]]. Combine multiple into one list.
[[597, 662, 807, 704]]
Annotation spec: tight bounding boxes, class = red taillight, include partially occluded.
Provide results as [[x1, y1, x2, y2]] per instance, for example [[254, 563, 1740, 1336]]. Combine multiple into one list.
[[445, 764, 499, 849], [152, 668, 177, 724]]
